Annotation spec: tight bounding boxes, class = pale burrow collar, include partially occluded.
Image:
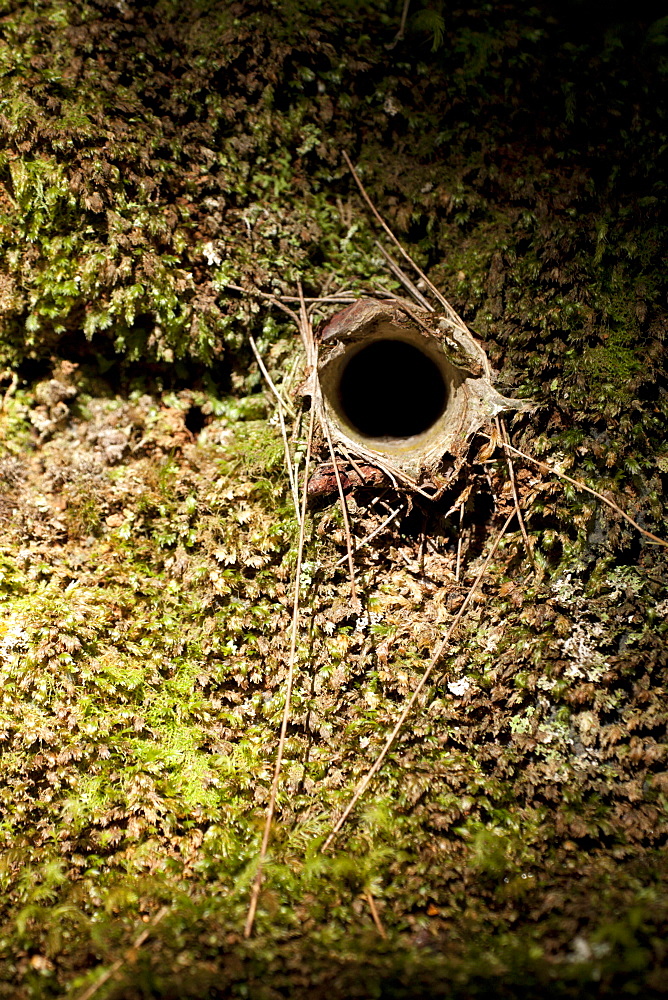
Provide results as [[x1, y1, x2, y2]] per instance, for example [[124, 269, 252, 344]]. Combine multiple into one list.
[[306, 297, 529, 494]]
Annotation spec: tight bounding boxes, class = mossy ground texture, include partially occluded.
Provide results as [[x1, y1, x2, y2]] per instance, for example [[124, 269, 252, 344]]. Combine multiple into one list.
[[1, 1, 668, 997]]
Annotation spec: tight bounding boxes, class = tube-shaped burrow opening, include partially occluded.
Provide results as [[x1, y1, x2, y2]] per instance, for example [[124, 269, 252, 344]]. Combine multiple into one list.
[[317, 298, 516, 477], [337, 339, 447, 439], [318, 316, 469, 474]]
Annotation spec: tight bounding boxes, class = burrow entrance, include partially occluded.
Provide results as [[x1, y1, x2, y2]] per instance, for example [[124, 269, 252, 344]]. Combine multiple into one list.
[[332, 337, 449, 441]]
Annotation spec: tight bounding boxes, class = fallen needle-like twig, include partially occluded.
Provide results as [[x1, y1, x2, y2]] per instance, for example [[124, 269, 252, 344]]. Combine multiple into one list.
[[496, 417, 535, 567], [364, 888, 388, 939], [374, 241, 434, 312], [225, 282, 302, 326], [343, 151, 462, 328], [321, 510, 515, 852], [244, 400, 317, 938], [495, 439, 668, 549], [323, 427, 359, 606], [455, 502, 465, 583], [335, 504, 405, 568], [249, 335, 299, 515], [387, 0, 412, 48], [277, 294, 357, 304]]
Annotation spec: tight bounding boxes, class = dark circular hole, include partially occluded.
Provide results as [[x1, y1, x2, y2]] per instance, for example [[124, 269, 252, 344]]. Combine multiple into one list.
[[185, 405, 206, 435], [337, 339, 447, 438]]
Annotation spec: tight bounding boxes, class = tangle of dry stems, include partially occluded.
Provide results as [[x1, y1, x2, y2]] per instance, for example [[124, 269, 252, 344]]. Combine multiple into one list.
[[320, 509, 515, 853]]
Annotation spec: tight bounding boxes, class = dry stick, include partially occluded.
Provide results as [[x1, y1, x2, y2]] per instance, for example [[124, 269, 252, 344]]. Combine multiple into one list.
[[344, 151, 492, 389], [278, 295, 357, 305], [282, 351, 302, 399], [374, 242, 434, 312], [496, 439, 668, 549], [323, 434, 359, 605], [334, 504, 405, 568], [343, 151, 461, 327], [368, 285, 412, 301], [364, 889, 388, 939], [295, 279, 317, 364], [495, 416, 535, 566], [248, 339, 297, 418], [455, 502, 465, 583], [224, 282, 302, 327], [295, 283, 359, 606], [389, 0, 412, 46], [75, 906, 169, 1000], [306, 287, 359, 319], [393, 299, 438, 337], [244, 402, 317, 939], [321, 511, 515, 853], [339, 443, 369, 485], [467, 313, 530, 568], [348, 449, 400, 492], [249, 336, 299, 515], [418, 523, 426, 574]]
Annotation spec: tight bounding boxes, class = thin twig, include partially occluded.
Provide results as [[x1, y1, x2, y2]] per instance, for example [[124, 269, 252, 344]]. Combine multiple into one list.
[[244, 402, 317, 938], [296, 283, 359, 608], [455, 502, 464, 583], [307, 290, 355, 319], [335, 504, 405, 567], [321, 511, 514, 852], [367, 285, 411, 300], [387, 0, 411, 47], [323, 432, 359, 606], [276, 295, 357, 304], [339, 443, 369, 485], [374, 242, 434, 312], [224, 282, 302, 326], [282, 352, 302, 398], [342, 156, 493, 385], [249, 336, 299, 515], [296, 280, 317, 368], [295, 279, 318, 366], [75, 906, 169, 1000], [418, 519, 426, 574], [364, 889, 388, 939], [496, 416, 535, 566], [343, 151, 460, 326], [495, 439, 668, 549]]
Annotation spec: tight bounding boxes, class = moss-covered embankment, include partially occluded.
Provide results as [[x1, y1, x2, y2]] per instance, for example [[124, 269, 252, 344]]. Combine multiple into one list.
[[0, 2, 667, 997]]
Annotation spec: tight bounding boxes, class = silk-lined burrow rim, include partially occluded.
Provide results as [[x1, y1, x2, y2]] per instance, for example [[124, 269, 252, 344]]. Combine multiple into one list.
[[315, 298, 528, 482]]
